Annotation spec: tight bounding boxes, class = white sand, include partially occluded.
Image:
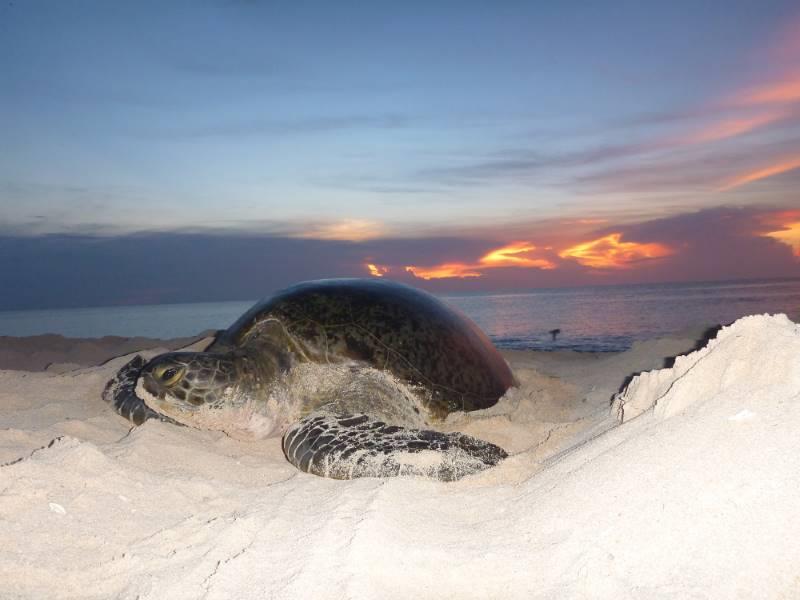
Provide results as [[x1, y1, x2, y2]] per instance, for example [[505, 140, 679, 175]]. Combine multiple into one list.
[[1, 315, 798, 599]]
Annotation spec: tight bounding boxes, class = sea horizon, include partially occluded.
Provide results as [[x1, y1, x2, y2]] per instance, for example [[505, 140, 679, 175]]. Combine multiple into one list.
[[4, 274, 800, 312], [2, 276, 799, 352]]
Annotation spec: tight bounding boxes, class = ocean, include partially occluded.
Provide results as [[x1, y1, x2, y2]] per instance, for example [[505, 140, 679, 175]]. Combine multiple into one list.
[[1, 278, 799, 352]]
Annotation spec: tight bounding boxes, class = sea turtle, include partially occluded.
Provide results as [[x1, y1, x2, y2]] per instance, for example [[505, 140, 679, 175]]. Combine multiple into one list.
[[103, 279, 516, 481]]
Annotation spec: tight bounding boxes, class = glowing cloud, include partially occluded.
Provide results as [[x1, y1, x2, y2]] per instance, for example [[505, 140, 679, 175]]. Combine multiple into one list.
[[404, 264, 482, 280], [734, 73, 800, 106], [719, 156, 800, 191], [681, 111, 786, 144], [402, 242, 554, 280], [299, 219, 384, 242], [765, 220, 800, 257], [480, 242, 555, 269], [728, 22, 800, 108], [559, 233, 673, 269], [575, 218, 609, 225], [365, 263, 389, 277]]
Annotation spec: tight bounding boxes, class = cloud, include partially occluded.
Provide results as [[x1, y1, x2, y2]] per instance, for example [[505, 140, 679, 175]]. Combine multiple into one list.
[[0, 233, 367, 310], [407, 14, 800, 196], [404, 263, 482, 280], [606, 206, 800, 281], [402, 242, 555, 280], [414, 141, 662, 186], [418, 104, 799, 194], [411, 109, 797, 193], [575, 138, 800, 194], [719, 155, 800, 191], [675, 110, 789, 145], [558, 234, 673, 269], [364, 206, 800, 289], [480, 242, 555, 269], [765, 224, 800, 256], [732, 76, 800, 106], [295, 219, 386, 242], [1, 207, 798, 310], [365, 263, 389, 277], [0, 190, 390, 243], [727, 19, 800, 109], [762, 210, 800, 256]]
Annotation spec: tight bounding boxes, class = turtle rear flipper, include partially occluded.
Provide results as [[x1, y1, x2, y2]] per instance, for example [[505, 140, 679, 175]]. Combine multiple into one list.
[[282, 412, 507, 482], [103, 355, 179, 426]]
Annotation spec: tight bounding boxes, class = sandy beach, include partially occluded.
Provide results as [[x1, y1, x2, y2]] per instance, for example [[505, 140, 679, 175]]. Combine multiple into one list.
[[1, 314, 799, 599]]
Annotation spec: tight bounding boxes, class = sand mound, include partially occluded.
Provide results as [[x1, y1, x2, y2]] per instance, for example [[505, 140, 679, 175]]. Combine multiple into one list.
[[614, 313, 800, 422], [1, 315, 799, 598]]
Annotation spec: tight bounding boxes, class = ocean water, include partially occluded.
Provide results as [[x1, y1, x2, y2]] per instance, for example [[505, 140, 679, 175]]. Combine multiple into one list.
[[1, 279, 798, 352]]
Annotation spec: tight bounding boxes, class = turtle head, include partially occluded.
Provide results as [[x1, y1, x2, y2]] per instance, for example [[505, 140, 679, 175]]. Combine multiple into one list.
[[136, 351, 251, 418], [133, 346, 295, 438]]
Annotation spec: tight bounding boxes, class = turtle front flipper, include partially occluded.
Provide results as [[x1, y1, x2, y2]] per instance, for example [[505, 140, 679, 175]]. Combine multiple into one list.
[[102, 355, 180, 426], [282, 412, 507, 482]]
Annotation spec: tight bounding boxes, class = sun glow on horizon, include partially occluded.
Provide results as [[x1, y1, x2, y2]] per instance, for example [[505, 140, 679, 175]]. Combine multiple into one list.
[[559, 233, 673, 269]]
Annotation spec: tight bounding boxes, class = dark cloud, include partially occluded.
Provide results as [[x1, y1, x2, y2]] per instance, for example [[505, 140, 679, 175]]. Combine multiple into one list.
[[1, 206, 798, 310], [611, 206, 800, 282], [0, 234, 360, 310], [413, 138, 679, 187], [0, 232, 492, 310]]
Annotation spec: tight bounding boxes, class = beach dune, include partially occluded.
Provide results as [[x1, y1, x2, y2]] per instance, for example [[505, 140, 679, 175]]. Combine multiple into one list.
[[1, 314, 798, 599]]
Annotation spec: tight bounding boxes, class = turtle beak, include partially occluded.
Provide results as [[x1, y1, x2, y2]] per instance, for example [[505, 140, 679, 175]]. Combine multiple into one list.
[[141, 371, 166, 400]]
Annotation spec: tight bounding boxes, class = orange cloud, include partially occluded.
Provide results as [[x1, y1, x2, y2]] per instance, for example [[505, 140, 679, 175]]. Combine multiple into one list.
[[404, 264, 482, 280], [365, 263, 389, 277], [681, 111, 786, 144], [402, 242, 555, 280], [764, 220, 800, 257], [728, 18, 800, 108], [574, 218, 609, 225], [734, 73, 800, 106], [299, 219, 384, 241], [668, 23, 800, 157], [559, 233, 673, 269], [719, 156, 800, 191], [480, 241, 555, 269]]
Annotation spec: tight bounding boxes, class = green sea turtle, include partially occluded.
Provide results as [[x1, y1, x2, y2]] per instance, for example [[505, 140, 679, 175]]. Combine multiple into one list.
[[103, 279, 516, 481]]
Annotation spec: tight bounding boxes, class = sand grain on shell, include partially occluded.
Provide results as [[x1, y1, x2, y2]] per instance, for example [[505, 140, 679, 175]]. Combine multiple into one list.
[[1, 314, 799, 599]]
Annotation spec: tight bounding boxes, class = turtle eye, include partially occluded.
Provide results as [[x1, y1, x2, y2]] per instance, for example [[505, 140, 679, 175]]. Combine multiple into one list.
[[155, 365, 184, 386]]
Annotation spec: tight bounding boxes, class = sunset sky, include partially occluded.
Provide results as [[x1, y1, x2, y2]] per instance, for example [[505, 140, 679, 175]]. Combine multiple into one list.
[[1, 1, 799, 308]]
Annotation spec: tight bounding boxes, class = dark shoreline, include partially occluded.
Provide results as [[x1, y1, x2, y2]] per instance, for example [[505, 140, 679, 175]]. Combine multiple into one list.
[[0, 332, 215, 372]]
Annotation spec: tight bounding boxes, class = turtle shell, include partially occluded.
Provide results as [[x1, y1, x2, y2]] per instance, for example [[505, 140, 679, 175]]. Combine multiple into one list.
[[211, 278, 515, 417]]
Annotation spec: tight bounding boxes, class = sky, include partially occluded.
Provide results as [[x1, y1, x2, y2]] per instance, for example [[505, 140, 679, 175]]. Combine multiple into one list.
[[1, 1, 799, 309]]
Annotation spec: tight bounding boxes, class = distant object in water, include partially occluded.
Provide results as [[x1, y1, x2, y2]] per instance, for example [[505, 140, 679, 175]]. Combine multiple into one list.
[[549, 328, 561, 341]]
